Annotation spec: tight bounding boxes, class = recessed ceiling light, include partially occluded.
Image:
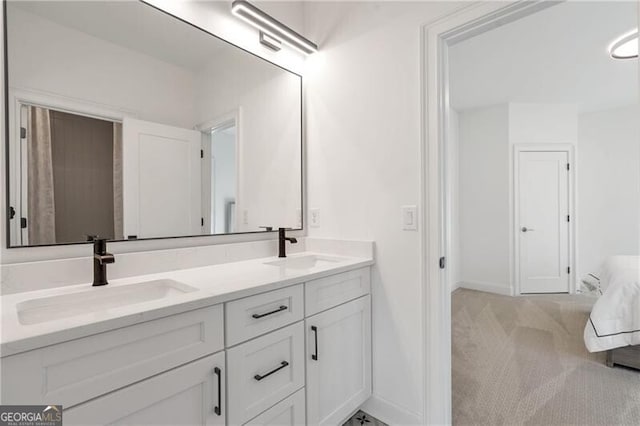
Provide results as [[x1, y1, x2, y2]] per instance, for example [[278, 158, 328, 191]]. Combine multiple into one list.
[[609, 29, 638, 59]]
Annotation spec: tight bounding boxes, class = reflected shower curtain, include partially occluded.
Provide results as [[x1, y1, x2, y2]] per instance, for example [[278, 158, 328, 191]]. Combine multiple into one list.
[[27, 106, 56, 245], [113, 122, 124, 240]]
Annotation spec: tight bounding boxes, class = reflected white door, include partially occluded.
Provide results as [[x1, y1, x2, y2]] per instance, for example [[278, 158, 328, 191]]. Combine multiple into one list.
[[518, 150, 570, 294], [123, 118, 201, 239]]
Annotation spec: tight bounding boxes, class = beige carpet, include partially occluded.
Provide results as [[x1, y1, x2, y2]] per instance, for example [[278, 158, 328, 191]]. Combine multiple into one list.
[[452, 289, 640, 426]]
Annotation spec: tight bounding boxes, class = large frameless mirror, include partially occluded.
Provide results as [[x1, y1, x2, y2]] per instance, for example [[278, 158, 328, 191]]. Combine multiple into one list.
[[5, 0, 302, 247]]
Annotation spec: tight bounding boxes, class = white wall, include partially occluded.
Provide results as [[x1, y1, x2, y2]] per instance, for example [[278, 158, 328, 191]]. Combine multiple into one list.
[[8, 6, 197, 128], [195, 49, 302, 232], [509, 103, 578, 145], [458, 105, 511, 292], [303, 1, 466, 423], [577, 104, 640, 278], [456, 103, 578, 294]]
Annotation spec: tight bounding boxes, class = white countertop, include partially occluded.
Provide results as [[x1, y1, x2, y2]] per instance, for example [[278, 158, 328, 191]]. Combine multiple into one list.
[[1, 252, 373, 357]]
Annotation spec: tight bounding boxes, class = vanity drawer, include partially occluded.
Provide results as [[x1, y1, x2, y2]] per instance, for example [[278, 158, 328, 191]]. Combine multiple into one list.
[[227, 322, 305, 425], [305, 267, 371, 316], [226, 284, 303, 346], [244, 388, 305, 426], [1, 304, 223, 409]]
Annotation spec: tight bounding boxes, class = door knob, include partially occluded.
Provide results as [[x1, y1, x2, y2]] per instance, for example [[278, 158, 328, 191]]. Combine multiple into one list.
[[521, 227, 535, 232]]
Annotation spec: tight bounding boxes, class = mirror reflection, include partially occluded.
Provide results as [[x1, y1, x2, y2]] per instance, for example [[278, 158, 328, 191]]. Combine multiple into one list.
[[6, 1, 302, 247]]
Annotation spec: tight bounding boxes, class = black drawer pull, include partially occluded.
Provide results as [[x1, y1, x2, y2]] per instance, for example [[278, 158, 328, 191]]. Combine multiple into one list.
[[252, 305, 288, 319], [254, 361, 289, 381], [214, 367, 222, 416], [311, 325, 318, 361]]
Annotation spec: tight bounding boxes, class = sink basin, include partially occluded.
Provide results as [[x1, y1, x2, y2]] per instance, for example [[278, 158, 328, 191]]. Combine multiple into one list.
[[17, 279, 197, 325], [264, 254, 344, 270]]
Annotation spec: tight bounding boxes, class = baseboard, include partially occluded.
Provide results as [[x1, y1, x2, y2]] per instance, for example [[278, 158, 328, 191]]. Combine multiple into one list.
[[360, 395, 423, 425], [458, 280, 512, 296]]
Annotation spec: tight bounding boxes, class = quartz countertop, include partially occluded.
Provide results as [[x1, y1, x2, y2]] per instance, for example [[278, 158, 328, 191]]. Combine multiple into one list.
[[1, 252, 373, 357]]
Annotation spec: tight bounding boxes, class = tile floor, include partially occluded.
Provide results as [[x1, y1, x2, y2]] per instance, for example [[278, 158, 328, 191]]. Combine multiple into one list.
[[343, 410, 387, 426]]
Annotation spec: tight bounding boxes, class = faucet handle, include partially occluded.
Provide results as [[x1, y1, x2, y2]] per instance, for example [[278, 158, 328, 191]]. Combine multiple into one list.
[[86, 234, 99, 242]]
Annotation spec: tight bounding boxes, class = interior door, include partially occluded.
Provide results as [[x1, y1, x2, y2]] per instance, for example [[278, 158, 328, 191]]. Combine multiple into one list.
[[123, 118, 201, 239], [518, 150, 570, 293]]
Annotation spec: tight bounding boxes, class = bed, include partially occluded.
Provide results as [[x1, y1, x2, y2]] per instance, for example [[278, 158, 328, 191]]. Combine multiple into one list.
[[583, 256, 640, 369]]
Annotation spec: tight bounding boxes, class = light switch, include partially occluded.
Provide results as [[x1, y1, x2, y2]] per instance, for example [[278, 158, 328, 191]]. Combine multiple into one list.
[[401, 205, 417, 230], [310, 208, 320, 227]]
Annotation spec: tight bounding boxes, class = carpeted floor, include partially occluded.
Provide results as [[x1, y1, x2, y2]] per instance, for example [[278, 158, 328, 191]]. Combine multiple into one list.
[[452, 288, 640, 426]]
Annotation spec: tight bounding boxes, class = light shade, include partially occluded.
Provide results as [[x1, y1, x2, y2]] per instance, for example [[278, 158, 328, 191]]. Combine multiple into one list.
[[231, 0, 318, 55], [609, 29, 638, 59]]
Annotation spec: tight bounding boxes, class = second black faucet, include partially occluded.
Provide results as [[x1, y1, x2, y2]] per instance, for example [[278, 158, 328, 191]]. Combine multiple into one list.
[[278, 228, 297, 258]]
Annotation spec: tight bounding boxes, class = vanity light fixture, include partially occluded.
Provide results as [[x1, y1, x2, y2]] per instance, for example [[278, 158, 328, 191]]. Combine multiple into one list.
[[609, 29, 638, 59], [231, 0, 318, 55]]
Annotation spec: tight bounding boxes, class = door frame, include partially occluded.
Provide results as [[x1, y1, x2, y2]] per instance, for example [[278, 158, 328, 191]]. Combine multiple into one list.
[[8, 88, 130, 247], [512, 144, 576, 295], [420, 1, 563, 423], [196, 108, 242, 234]]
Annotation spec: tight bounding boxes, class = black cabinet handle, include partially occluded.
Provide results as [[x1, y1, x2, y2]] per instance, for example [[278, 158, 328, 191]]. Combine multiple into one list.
[[254, 361, 289, 381], [252, 305, 288, 319], [214, 367, 222, 416], [311, 326, 318, 361]]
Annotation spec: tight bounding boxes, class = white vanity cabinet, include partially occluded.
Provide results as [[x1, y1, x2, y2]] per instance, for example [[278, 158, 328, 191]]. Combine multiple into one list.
[[1, 265, 372, 426], [64, 351, 226, 426], [305, 296, 372, 426]]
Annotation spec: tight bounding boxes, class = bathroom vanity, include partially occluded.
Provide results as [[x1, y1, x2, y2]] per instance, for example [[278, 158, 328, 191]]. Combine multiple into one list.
[[0, 2, 373, 424], [0, 253, 373, 425]]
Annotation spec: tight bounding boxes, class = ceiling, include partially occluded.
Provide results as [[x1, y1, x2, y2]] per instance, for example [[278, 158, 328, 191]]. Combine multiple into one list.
[[9, 1, 229, 72], [449, 1, 638, 113]]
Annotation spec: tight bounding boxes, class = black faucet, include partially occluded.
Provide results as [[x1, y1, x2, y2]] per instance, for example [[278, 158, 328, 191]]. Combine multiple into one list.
[[89, 236, 115, 286], [278, 228, 297, 258]]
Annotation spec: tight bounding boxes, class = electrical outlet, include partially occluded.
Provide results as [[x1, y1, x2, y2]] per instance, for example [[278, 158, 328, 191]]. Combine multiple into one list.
[[401, 205, 417, 230], [310, 208, 320, 227]]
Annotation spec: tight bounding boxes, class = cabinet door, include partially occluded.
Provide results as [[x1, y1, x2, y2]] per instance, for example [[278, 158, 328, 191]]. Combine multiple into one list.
[[64, 352, 226, 426], [306, 296, 371, 426], [244, 388, 305, 426]]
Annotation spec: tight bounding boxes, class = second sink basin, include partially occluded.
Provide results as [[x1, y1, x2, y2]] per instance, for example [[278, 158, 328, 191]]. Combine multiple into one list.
[[17, 279, 198, 325], [264, 254, 344, 270]]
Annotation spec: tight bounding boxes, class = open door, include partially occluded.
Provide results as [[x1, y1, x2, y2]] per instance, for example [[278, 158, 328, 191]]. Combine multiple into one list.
[[122, 118, 202, 239]]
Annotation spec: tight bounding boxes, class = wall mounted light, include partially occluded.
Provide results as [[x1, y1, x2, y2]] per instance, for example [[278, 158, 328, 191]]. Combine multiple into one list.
[[609, 29, 638, 59], [231, 0, 318, 55]]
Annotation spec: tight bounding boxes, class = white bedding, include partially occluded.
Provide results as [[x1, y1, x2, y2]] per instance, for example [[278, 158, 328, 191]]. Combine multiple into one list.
[[584, 256, 640, 352]]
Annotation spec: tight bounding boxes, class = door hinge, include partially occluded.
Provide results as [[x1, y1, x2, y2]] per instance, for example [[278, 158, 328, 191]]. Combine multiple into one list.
[[567, 215, 570, 222], [439, 257, 446, 269], [567, 266, 571, 274], [8, 206, 15, 220], [20, 127, 26, 139], [20, 217, 27, 229], [201, 217, 204, 227], [566, 163, 570, 171], [200, 149, 204, 159]]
